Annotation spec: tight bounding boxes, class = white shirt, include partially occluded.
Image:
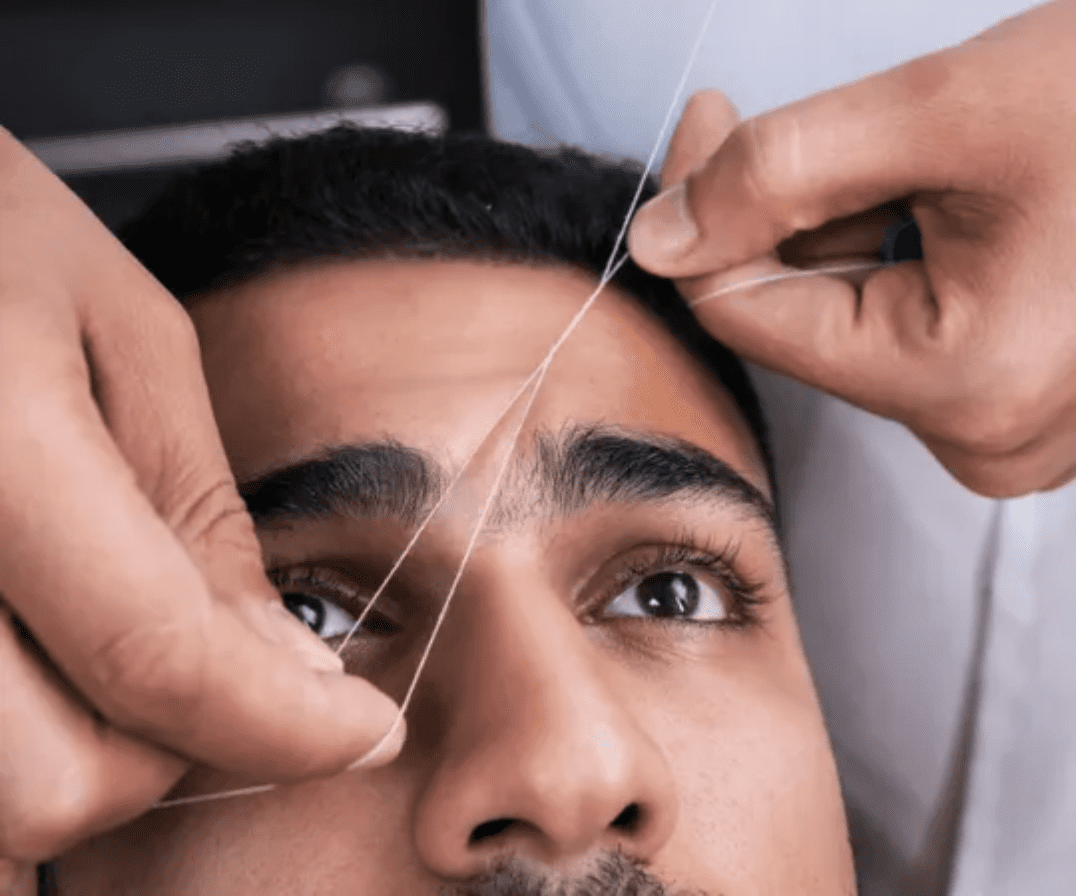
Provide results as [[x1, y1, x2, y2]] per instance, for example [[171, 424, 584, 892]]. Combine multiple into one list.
[[483, 3, 1076, 893]]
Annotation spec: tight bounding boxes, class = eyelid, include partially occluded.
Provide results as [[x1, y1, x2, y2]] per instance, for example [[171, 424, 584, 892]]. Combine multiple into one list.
[[582, 538, 768, 629], [268, 564, 401, 627]]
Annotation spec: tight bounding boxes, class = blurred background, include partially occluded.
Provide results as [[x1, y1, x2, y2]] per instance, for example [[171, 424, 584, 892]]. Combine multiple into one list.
[[0, 0, 484, 229]]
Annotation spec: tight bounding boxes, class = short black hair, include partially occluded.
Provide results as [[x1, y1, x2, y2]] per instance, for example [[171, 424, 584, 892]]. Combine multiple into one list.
[[119, 126, 773, 487]]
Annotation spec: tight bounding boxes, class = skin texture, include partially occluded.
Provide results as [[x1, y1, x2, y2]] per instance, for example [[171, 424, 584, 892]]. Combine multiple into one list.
[[0, 132, 400, 888], [4, 4, 1076, 882], [628, 0, 1076, 498], [56, 260, 855, 895]]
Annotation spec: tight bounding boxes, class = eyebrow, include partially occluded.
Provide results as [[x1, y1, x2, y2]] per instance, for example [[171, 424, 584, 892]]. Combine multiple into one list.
[[528, 425, 776, 532], [240, 441, 446, 525], [239, 426, 777, 539]]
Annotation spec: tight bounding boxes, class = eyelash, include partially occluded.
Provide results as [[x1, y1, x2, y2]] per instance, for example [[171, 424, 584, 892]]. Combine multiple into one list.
[[590, 536, 768, 631], [267, 565, 397, 637], [269, 534, 768, 636]]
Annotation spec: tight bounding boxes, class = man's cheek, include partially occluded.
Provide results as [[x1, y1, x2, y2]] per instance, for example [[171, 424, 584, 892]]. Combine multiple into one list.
[[659, 702, 845, 887]]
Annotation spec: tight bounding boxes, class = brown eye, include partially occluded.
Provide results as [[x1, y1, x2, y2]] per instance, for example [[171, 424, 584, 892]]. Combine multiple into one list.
[[605, 571, 727, 622]]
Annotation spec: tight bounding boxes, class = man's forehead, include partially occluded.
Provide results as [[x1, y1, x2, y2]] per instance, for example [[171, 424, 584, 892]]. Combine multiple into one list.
[[191, 258, 767, 496]]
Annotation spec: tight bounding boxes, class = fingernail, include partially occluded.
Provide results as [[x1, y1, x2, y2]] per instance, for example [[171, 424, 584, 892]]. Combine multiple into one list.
[[348, 714, 407, 771], [628, 181, 699, 267]]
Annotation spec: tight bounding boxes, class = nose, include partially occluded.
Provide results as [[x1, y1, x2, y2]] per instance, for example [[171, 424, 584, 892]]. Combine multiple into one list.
[[411, 571, 679, 879]]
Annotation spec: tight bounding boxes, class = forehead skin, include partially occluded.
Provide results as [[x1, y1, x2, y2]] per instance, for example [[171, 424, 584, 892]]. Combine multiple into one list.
[[57, 260, 853, 895], [198, 260, 767, 492]]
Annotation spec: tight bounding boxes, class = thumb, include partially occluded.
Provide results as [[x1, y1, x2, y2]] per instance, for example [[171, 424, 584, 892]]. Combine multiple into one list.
[[629, 49, 960, 277]]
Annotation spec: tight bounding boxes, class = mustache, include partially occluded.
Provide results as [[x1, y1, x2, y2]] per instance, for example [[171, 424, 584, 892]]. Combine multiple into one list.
[[442, 851, 706, 896]]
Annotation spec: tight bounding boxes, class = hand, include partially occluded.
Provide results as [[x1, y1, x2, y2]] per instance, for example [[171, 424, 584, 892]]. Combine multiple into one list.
[[0, 130, 403, 877], [627, 0, 1076, 498]]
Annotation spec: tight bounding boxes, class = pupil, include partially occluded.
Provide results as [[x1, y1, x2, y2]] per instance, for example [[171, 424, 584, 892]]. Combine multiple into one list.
[[637, 572, 699, 618], [282, 593, 326, 633]]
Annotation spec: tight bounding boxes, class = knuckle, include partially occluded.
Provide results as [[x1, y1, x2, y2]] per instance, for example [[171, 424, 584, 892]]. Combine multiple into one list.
[[926, 439, 1042, 499], [151, 292, 201, 357], [158, 471, 252, 551], [889, 50, 957, 112], [912, 328, 1053, 459], [737, 114, 814, 232], [955, 409, 1025, 456]]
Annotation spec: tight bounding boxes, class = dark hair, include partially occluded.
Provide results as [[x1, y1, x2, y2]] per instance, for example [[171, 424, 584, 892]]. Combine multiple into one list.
[[119, 126, 772, 487]]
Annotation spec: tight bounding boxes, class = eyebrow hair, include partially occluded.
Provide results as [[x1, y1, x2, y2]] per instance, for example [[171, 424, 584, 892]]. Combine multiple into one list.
[[527, 425, 776, 533], [239, 426, 777, 540], [240, 441, 446, 525]]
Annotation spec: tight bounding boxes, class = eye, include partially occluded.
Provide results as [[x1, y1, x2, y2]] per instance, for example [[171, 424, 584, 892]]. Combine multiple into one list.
[[280, 592, 358, 639], [604, 571, 728, 622], [269, 566, 399, 641]]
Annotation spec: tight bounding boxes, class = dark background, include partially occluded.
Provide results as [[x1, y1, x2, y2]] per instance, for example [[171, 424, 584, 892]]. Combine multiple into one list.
[[0, 0, 485, 228]]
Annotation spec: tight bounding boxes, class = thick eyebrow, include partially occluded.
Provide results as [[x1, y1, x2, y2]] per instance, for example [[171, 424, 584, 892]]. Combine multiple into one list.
[[240, 426, 776, 541], [239, 441, 446, 525], [523, 425, 778, 537]]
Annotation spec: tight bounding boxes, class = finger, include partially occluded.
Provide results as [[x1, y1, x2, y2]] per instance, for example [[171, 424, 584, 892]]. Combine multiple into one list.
[[682, 257, 939, 413], [0, 608, 186, 863], [659, 89, 741, 189], [74, 236, 340, 671], [629, 47, 966, 277], [1, 139, 404, 777], [0, 298, 403, 783], [0, 135, 283, 643]]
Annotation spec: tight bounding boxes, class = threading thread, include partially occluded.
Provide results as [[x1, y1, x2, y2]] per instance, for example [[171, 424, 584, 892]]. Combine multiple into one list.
[[687, 261, 886, 309], [351, 251, 633, 768], [150, 0, 736, 811], [601, 0, 720, 282], [333, 362, 547, 656], [151, 253, 890, 809], [156, 783, 277, 810], [153, 258, 627, 808]]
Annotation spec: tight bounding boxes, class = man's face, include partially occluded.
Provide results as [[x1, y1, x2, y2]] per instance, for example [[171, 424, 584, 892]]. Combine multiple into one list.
[[58, 260, 853, 895]]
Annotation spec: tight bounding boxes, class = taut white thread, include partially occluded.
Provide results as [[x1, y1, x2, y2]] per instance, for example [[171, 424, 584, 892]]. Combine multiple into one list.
[[153, 368, 548, 809], [333, 361, 548, 657], [151, 252, 891, 808], [151, 0, 745, 811], [687, 261, 886, 309], [352, 250, 633, 770], [153, 258, 627, 808], [348, 255, 897, 779], [602, 0, 720, 281], [156, 783, 276, 809]]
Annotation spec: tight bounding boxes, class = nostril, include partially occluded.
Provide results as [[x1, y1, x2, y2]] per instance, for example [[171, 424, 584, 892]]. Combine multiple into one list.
[[469, 818, 517, 844], [611, 803, 641, 831]]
